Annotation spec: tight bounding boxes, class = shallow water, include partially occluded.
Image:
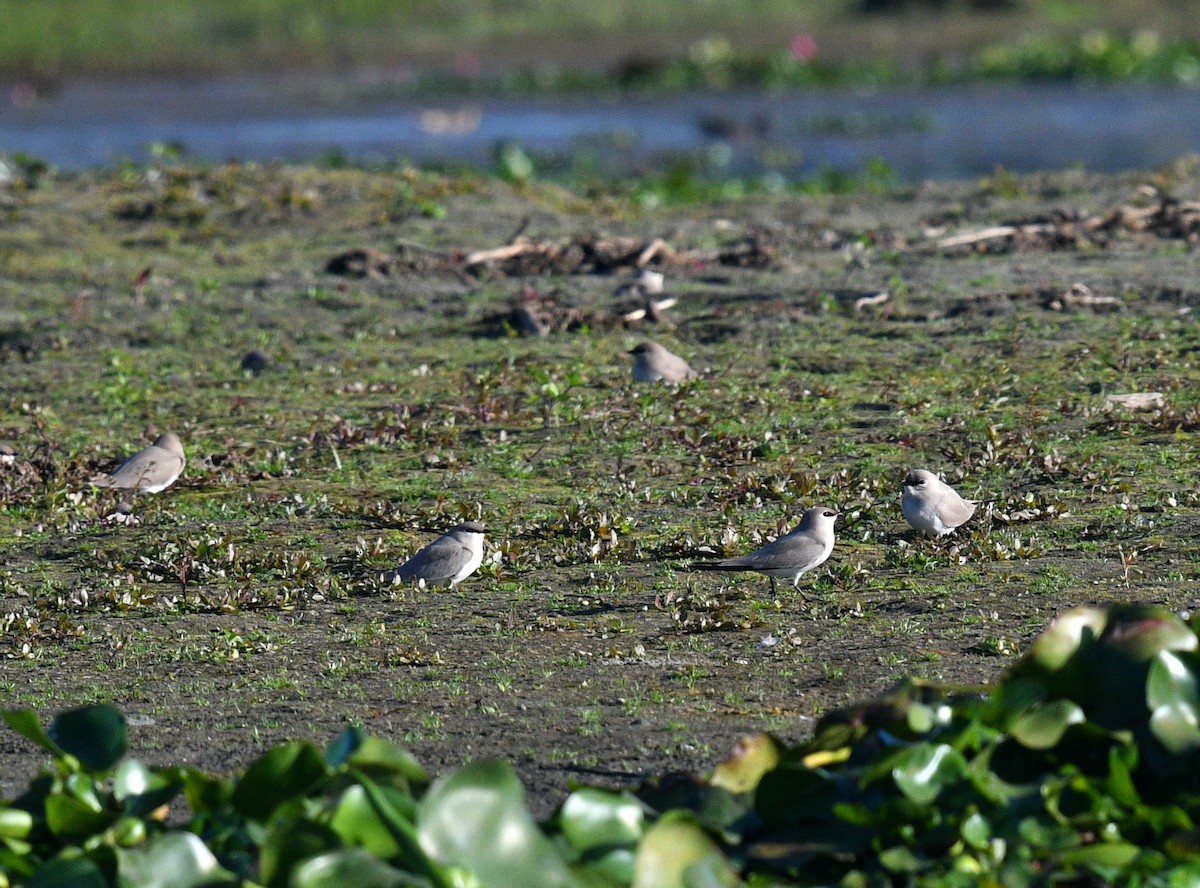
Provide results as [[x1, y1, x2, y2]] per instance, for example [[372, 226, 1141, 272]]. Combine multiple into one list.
[[3, 73, 1199, 179]]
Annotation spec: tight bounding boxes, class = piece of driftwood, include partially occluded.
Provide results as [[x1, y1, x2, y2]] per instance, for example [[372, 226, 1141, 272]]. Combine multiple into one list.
[[326, 230, 777, 282], [1104, 392, 1166, 411]]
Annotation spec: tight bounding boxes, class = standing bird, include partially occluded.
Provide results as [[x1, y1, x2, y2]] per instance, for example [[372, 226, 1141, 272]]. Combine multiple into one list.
[[629, 341, 697, 384], [389, 521, 486, 588], [694, 506, 839, 595], [91, 432, 185, 493], [901, 469, 976, 537]]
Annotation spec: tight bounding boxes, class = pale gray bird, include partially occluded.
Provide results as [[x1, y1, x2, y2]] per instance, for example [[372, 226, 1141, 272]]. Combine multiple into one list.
[[91, 433, 185, 493], [901, 469, 977, 537], [695, 506, 839, 595], [389, 521, 486, 588], [629, 341, 697, 384]]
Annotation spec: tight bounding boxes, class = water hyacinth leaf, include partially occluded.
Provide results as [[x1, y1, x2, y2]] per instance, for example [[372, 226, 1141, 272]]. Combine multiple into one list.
[[182, 767, 232, 815], [1009, 700, 1086, 750], [417, 760, 579, 888], [291, 848, 426, 888], [358, 775, 443, 881], [113, 759, 180, 817], [630, 813, 739, 888], [260, 817, 342, 888], [0, 807, 32, 839], [232, 741, 329, 820], [116, 832, 236, 888], [324, 725, 362, 768], [330, 784, 403, 858], [48, 705, 128, 772], [636, 776, 747, 835], [1102, 606, 1198, 662], [754, 763, 837, 827], [2, 709, 63, 758], [1020, 607, 1109, 673], [1056, 842, 1141, 869], [347, 736, 428, 789], [891, 744, 967, 805], [960, 812, 991, 850], [27, 856, 108, 888], [710, 733, 782, 795], [878, 845, 922, 874], [1148, 650, 1200, 754], [585, 848, 636, 885], [45, 794, 114, 838], [559, 787, 644, 852]]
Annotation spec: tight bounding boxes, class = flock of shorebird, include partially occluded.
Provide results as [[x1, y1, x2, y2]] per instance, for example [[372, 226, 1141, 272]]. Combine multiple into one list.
[[86, 342, 978, 597]]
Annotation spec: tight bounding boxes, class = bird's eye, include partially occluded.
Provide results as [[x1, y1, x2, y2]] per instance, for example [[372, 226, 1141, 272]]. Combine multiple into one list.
[[824, 510, 836, 517], [918, 479, 927, 485]]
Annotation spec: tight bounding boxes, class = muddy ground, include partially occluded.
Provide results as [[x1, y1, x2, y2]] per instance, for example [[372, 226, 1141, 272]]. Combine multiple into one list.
[[1, 158, 1199, 815]]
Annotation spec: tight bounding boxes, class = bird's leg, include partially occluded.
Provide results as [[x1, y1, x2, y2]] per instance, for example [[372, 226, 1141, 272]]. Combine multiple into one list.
[[770, 576, 777, 597]]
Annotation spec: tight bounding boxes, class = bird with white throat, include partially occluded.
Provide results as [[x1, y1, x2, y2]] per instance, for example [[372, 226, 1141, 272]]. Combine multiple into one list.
[[388, 521, 486, 588], [629, 341, 697, 384], [901, 469, 976, 537], [90, 432, 185, 494], [694, 506, 839, 596]]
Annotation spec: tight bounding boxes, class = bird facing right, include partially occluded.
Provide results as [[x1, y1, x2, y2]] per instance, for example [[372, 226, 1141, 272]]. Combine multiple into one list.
[[901, 469, 976, 537], [694, 505, 839, 596], [90, 432, 186, 493], [389, 521, 486, 588], [629, 341, 697, 384]]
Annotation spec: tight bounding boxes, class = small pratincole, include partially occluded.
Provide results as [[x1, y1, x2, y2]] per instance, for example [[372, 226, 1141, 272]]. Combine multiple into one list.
[[91, 432, 186, 493], [629, 341, 697, 384], [694, 506, 839, 596], [901, 469, 977, 537], [389, 521, 486, 588]]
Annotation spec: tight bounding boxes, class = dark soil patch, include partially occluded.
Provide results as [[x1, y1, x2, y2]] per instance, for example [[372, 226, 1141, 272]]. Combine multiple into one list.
[[1, 160, 1199, 815]]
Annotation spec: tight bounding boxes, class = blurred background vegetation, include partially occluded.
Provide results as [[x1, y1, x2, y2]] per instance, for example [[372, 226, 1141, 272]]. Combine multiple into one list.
[[7, 0, 1200, 85]]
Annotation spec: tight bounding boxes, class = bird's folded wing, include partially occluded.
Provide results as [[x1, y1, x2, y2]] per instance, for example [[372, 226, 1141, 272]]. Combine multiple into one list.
[[395, 539, 467, 580]]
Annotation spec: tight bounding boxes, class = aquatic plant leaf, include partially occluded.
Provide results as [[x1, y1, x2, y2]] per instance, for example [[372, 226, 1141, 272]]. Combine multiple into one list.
[[710, 733, 783, 795], [754, 763, 837, 827], [27, 856, 108, 888], [417, 760, 580, 888], [347, 736, 428, 789], [1148, 650, 1200, 754], [1020, 606, 1109, 673], [891, 743, 967, 805], [1009, 700, 1085, 750], [960, 811, 991, 850], [331, 784, 403, 858], [630, 812, 739, 888], [291, 848, 428, 888], [260, 817, 341, 888], [112, 759, 180, 817], [44, 794, 113, 838], [1056, 841, 1141, 869], [46, 705, 127, 773], [116, 832, 236, 888], [559, 787, 644, 852], [878, 845, 922, 873], [2, 709, 62, 758], [0, 807, 32, 840], [232, 741, 329, 820]]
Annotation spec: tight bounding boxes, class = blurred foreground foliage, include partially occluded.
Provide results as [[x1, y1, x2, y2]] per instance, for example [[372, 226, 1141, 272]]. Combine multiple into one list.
[[6, 603, 1200, 887]]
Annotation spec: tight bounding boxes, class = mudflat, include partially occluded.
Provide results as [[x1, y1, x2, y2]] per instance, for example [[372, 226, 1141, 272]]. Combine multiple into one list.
[[1, 159, 1197, 813]]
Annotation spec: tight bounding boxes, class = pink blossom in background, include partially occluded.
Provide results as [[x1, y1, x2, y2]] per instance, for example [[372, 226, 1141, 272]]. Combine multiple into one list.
[[790, 34, 818, 62], [454, 53, 482, 78], [10, 82, 36, 108]]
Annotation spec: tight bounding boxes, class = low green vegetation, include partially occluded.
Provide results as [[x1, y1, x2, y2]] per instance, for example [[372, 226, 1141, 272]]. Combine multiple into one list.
[[6, 0, 1200, 91], [7, 604, 1200, 886], [1, 154, 1200, 881]]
